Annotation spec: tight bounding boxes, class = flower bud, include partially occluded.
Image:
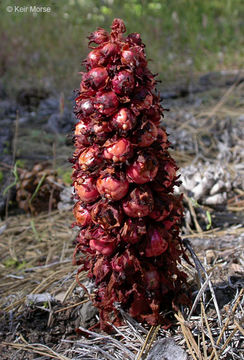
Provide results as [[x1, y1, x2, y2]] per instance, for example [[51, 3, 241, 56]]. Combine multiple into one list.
[[122, 185, 154, 217], [104, 138, 133, 163], [126, 152, 158, 184], [145, 226, 169, 257], [74, 176, 99, 203], [112, 70, 135, 96], [97, 170, 129, 200], [73, 201, 92, 226], [111, 108, 136, 132], [95, 91, 119, 116]]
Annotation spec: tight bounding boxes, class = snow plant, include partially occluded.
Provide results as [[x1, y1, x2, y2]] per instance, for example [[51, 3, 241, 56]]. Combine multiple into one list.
[[72, 19, 190, 331]]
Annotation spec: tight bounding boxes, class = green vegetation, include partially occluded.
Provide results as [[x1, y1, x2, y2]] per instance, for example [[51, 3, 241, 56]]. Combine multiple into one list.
[[57, 167, 73, 185], [30, 219, 41, 242], [191, 197, 212, 230], [206, 210, 212, 230], [15, 159, 26, 169], [3, 163, 19, 196], [0, 0, 243, 94], [29, 174, 47, 206], [4, 258, 27, 270]]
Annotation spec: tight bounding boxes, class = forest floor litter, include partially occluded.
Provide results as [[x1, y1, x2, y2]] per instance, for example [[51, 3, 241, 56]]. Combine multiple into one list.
[[0, 73, 243, 359]]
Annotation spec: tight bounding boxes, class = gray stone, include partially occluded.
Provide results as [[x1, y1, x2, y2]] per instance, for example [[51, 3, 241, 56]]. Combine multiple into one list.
[[0, 99, 17, 118], [79, 301, 98, 328], [45, 108, 76, 134], [57, 186, 74, 211], [146, 338, 188, 360], [175, 162, 234, 206], [26, 293, 55, 305], [38, 97, 59, 118]]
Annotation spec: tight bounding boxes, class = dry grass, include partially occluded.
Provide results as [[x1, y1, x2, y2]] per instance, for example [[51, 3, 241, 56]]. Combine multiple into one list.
[[0, 209, 76, 313], [0, 207, 243, 359]]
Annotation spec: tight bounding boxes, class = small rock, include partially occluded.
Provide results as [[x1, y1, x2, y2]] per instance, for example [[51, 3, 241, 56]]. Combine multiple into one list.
[[205, 192, 227, 205], [79, 301, 98, 328], [177, 162, 233, 207], [146, 338, 187, 360], [45, 109, 76, 134], [38, 97, 59, 118], [0, 99, 17, 118], [26, 293, 54, 305], [55, 291, 68, 303], [192, 176, 215, 200], [58, 186, 74, 211], [210, 180, 226, 196]]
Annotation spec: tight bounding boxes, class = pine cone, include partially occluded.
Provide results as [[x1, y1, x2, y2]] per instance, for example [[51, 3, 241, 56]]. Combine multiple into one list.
[[16, 163, 63, 215]]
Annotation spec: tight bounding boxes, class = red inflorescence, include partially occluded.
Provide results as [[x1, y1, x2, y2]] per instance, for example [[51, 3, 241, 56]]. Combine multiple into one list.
[[72, 18, 190, 332]]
